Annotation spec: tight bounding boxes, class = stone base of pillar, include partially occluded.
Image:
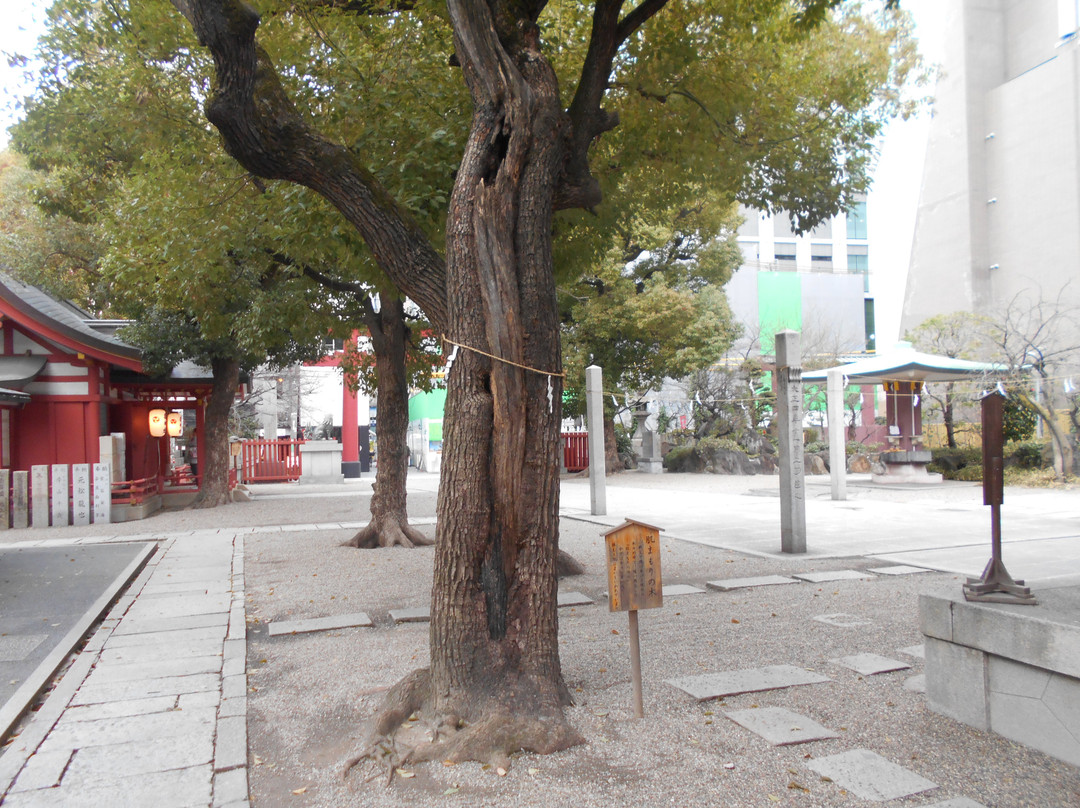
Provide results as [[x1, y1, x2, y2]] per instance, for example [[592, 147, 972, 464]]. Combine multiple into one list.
[[342, 461, 361, 479]]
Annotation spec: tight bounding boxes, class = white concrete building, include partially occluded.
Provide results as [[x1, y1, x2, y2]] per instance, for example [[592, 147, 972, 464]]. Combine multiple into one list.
[[903, 0, 1080, 334], [729, 199, 874, 360]]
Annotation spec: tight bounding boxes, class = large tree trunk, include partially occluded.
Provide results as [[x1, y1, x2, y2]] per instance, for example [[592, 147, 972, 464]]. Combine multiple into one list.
[[943, 384, 956, 449], [190, 356, 239, 509], [361, 2, 583, 766], [345, 295, 432, 549], [1018, 389, 1074, 481], [170, 0, 664, 771]]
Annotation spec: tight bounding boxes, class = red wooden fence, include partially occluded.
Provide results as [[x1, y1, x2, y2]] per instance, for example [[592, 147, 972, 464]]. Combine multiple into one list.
[[241, 439, 305, 483], [562, 432, 589, 472]]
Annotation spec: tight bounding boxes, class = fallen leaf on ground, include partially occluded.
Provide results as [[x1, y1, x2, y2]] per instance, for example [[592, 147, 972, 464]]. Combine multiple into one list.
[[443, 787, 459, 795], [396, 769, 416, 779], [496, 767, 507, 777], [788, 781, 809, 792], [291, 787, 308, 795]]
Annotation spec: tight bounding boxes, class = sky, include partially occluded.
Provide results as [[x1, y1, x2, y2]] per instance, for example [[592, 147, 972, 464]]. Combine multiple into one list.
[[0, 0, 944, 351]]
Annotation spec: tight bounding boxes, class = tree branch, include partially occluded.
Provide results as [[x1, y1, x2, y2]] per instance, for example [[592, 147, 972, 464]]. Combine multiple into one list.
[[168, 0, 448, 331]]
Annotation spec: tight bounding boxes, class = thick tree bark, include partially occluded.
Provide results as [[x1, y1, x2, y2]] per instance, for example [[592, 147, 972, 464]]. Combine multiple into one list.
[[414, 0, 582, 762], [190, 355, 239, 509], [345, 294, 432, 548], [171, 0, 669, 769]]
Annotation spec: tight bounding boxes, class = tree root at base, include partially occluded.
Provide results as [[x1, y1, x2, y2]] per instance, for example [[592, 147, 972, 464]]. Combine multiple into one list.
[[343, 668, 584, 785], [343, 518, 435, 549]]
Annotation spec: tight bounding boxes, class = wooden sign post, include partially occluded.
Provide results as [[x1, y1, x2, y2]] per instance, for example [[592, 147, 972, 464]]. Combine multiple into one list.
[[604, 519, 664, 718]]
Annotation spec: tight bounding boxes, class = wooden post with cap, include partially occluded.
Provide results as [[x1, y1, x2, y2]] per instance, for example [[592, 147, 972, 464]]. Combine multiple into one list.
[[603, 519, 664, 718]]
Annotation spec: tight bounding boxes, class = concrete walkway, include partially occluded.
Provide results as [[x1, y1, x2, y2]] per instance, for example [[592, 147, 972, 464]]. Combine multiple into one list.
[[0, 530, 248, 806], [0, 469, 1075, 806]]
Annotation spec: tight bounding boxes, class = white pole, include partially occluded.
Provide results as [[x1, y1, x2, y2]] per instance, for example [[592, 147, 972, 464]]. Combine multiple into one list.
[[828, 369, 847, 501], [585, 364, 607, 515]]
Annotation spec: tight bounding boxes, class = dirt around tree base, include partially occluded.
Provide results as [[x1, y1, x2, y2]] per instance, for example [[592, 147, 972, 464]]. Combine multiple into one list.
[[344, 517, 435, 549], [344, 668, 585, 784]]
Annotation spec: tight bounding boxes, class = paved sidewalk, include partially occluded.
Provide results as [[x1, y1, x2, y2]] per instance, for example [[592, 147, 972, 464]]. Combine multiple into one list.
[[0, 530, 247, 807]]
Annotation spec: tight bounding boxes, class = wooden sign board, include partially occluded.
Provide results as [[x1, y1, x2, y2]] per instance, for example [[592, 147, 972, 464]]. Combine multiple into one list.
[[604, 519, 663, 612]]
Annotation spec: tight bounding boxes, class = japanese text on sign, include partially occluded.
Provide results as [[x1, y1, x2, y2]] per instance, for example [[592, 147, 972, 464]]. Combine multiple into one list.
[[606, 521, 663, 612]]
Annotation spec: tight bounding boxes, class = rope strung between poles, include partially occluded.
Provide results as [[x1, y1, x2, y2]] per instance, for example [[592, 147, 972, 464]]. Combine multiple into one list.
[[441, 334, 566, 378]]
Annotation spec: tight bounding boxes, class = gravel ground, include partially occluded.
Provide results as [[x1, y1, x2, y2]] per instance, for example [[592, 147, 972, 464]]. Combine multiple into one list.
[[4, 472, 1072, 807], [239, 479, 1080, 808]]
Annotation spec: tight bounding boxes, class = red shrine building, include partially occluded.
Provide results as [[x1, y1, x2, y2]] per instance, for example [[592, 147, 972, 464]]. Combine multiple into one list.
[[0, 272, 218, 504]]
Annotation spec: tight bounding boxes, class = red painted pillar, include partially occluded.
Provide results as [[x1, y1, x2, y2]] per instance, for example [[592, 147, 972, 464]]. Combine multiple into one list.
[[342, 377, 360, 478], [195, 401, 206, 489], [912, 381, 924, 447]]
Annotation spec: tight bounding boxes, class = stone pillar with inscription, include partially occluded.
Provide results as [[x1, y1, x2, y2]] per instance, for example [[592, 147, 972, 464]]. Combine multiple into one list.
[[72, 464, 91, 527], [0, 469, 9, 530], [585, 364, 606, 516], [775, 331, 806, 554], [93, 463, 112, 524], [12, 471, 29, 529], [51, 465, 70, 527], [31, 465, 50, 528]]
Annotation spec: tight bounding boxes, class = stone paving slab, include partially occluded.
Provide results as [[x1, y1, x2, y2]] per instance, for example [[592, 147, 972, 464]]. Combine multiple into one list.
[[812, 613, 872, 628], [81, 654, 222, 686], [898, 644, 925, 659], [705, 575, 797, 591], [793, 570, 876, 583], [904, 674, 927, 693], [831, 653, 912, 676], [70, 672, 222, 706], [389, 607, 430, 624], [4, 763, 213, 808], [103, 624, 227, 649], [921, 799, 987, 808], [43, 707, 216, 750], [47, 732, 214, 782], [662, 584, 707, 597], [99, 638, 224, 666], [61, 695, 178, 723], [804, 749, 938, 801], [268, 612, 373, 636], [123, 592, 233, 621], [557, 591, 595, 607], [110, 611, 229, 637], [867, 565, 932, 576], [8, 749, 70, 793], [724, 706, 839, 746], [667, 665, 831, 701]]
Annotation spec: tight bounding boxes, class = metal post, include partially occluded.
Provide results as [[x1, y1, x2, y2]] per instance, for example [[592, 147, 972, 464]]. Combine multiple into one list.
[[827, 368, 847, 501], [963, 391, 1035, 604], [775, 331, 806, 554], [585, 364, 606, 515]]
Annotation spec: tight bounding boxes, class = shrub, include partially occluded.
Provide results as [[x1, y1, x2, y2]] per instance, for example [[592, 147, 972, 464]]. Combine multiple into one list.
[[1002, 397, 1037, 443], [954, 465, 983, 482], [846, 440, 877, 456], [1005, 440, 1047, 470], [697, 436, 740, 454], [805, 440, 828, 454], [662, 445, 694, 471]]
